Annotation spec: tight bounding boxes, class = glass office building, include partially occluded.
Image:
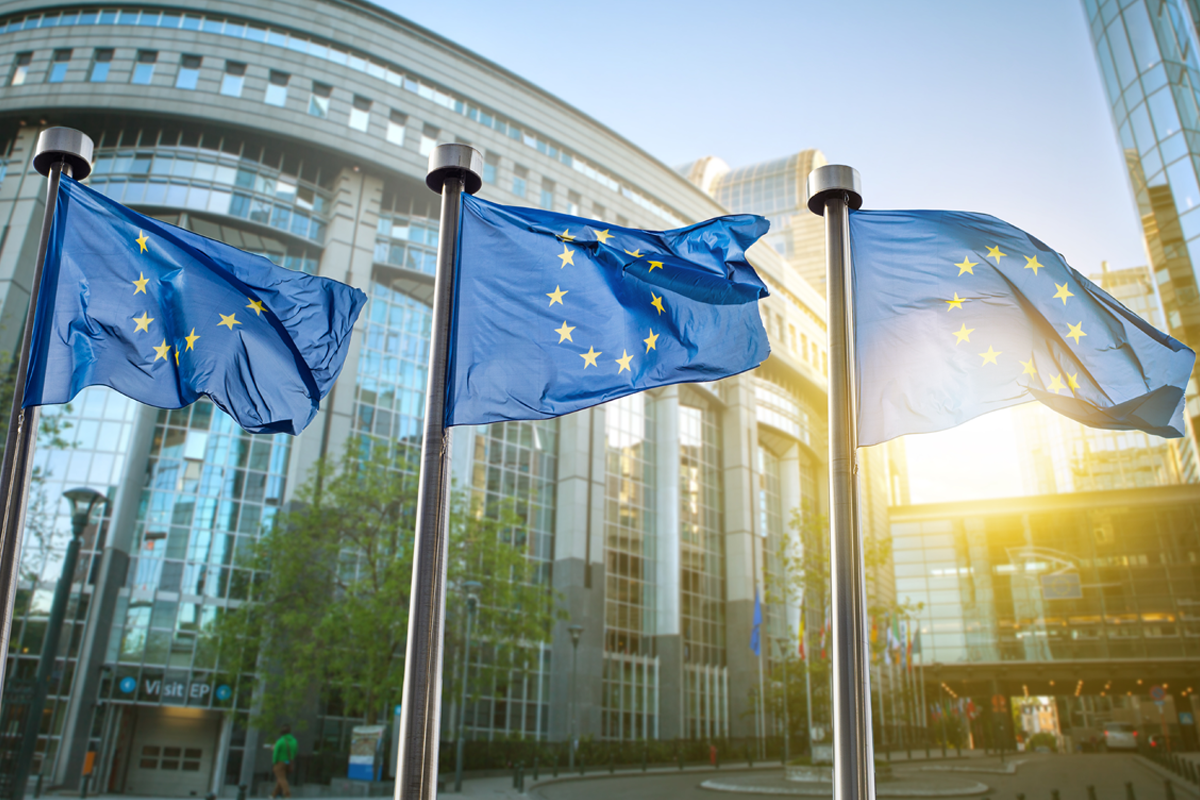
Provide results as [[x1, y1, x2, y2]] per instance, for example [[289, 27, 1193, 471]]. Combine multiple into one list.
[[0, 0, 863, 793]]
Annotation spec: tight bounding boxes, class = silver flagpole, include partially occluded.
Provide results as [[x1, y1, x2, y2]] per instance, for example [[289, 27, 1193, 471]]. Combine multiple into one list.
[[395, 143, 482, 800], [805, 166, 873, 800], [0, 128, 93, 695]]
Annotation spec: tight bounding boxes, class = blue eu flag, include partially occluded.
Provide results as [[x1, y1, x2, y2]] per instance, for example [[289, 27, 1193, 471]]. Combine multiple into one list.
[[850, 210, 1195, 447], [446, 195, 771, 426], [750, 588, 763, 657], [25, 176, 367, 435]]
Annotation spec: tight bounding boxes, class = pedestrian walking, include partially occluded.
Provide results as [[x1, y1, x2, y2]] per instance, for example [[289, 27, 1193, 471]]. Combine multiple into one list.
[[271, 724, 298, 799]]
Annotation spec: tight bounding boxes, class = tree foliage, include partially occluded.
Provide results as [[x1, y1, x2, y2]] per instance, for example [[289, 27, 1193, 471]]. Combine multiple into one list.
[[213, 438, 562, 729]]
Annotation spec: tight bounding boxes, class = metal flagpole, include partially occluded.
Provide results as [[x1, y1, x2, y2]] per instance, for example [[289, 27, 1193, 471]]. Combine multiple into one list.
[[805, 166, 872, 800], [0, 128, 93, 695], [395, 143, 482, 800], [802, 597, 813, 755]]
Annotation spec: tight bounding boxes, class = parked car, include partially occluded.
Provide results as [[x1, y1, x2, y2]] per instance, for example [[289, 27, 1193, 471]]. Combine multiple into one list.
[[1102, 722, 1138, 751]]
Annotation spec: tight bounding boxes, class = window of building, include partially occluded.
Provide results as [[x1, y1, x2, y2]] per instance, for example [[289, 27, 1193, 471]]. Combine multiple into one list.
[[131, 50, 157, 85], [47, 49, 71, 83], [617, 215, 629, 228], [264, 70, 288, 106], [386, 109, 407, 146], [483, 152, 499, 184], [349, 95, 371, 132], [419, 124, 439, 157], [175, 55, 201, 90], [593, 202, 607, 220], [308, 81, 331, 118], [9, 52, 31, 87], [220, 61, 245, 97], [801, 333, 809, 363], [512, 165, 528, 198], [540, 178, 555, 210], [89, 48, 113, 82], [567, 190, 581, 216]]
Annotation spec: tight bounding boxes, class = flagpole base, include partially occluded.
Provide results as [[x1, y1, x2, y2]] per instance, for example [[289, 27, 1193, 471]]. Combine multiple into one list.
[[33, 127, 93, 180], [806, 165, 862, 216]]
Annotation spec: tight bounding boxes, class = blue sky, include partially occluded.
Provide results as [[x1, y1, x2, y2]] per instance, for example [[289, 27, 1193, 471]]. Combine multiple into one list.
[[380, 0, 1145, 275]]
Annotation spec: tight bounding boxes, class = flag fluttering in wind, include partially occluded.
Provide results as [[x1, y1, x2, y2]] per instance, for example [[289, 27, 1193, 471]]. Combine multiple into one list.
[[849, 210, 1194, 446]]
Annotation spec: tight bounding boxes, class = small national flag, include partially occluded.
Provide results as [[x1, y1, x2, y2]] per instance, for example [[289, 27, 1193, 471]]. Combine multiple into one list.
[[905, 623, 913, 672], [798, 604, 806, 661], [750, 588, 763, 657], [446, 195, 771, 426], [25, 176, 365, 434], [849, 210, 1194, 446], [912, 627, 922, 657]]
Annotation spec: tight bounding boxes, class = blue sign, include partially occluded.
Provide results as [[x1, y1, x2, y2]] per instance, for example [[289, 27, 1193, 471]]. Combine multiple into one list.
[[1151, 685, 1167, 702], [394, 705, 402, 717], [119, 677, 136, 694], [216, 685, 232, 701], [1180, 712, 1195, 725]]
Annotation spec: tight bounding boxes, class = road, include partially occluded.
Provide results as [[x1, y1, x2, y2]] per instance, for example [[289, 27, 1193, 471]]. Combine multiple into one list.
[[530, 754, 1188, 800]]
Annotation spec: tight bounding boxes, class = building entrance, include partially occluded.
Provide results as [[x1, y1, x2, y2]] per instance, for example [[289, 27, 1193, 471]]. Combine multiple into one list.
[[121, 707, 220, 797]]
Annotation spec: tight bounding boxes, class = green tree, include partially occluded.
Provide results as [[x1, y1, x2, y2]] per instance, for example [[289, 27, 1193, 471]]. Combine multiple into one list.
[[213, 438, 562, 729]]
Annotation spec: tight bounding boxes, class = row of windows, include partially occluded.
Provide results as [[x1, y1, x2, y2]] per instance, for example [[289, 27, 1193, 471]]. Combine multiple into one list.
[[1, 7, 687, 225]]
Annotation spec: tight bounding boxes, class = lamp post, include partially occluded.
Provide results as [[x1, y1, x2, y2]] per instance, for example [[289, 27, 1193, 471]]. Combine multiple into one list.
[[12, 487, 107, 800], [567, 624, 583, 770], [453, 580, 482, 793]]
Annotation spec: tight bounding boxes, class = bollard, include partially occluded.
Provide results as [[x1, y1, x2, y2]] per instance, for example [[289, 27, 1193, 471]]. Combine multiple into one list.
[[926, 744, 931, 760], [679, 750, 684, 771], [580, 755, 585, 777], [533, 757, 539, 781], [517, 764, 525, 794], [748, 745, 754, 769], [642, 747, 647, 772], [80, 773, 90, 800], [33, 773, 43, 799], [1165, 781, 1176, 800], [941, 740, 947, 758], [1052, 790, 1061, 800], [553, 753, 559, 779], [1017, 793, 1025, 800], [513, 762, 519, 789], [886, 746, 892, 762], [1125, 781, 1136, 800], [237, 784, 247, 800], [1189, 760, 1198, 784], [609, 754, 615, 774], [1088, 786, 1097, 800], [716, 748, 720, 769]]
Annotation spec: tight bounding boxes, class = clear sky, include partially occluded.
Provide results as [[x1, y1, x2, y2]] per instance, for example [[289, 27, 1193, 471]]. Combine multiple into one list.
[[376, 0, 1147, 503]]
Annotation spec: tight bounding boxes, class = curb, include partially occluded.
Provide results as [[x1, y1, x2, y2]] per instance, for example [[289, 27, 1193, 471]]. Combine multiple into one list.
[[697, 777, 990, 797]]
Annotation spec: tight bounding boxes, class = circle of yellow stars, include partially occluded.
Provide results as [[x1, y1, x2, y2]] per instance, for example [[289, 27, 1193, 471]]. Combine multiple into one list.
[[542, 226, 667, 376], [944, 239, 1090, 396], [127, 229, 269, 368]]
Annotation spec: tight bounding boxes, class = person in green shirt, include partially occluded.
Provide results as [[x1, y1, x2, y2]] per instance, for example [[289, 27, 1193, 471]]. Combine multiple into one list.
[[270, 724, 298, 799]]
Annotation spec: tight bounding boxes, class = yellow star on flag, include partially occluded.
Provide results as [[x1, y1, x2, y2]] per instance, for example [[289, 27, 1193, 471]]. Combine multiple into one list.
[[132, 311, 154, 332], [650, 293, 665, 315], [953, 323, 975, 344], [546, 286, 568, 306], [978, 345, 1001, 366], [559, 229, 575, 242], [136, 230, 148, 253], [174, 351, 179, 366], [594, 229, 613, 245], [246, 298, 265, 315], [615, 349, 634, 373], [624, 248, 643, 258], [1024, 255, 1043, 276], [554, 321, 575, 343], [643, 329, 659, 353], [1020, 357, 1037, 377], [648, 261, 663, 272], [558, 245, 575, 268], [153, 340, 171, 362], [986, 245, 1006, 263], [1066, 321, 1086, 344], [1067, 372, 1081, 391], [945, 293, 966, 311], [580, 346, 601, 368], [1053, 282, 1074, 305], [184, 328, 200, 351], [132, 272, 150, 295], [218, 313, 241, 330], [1047, 373, 1066, 394], [955, 256, 977, 276]]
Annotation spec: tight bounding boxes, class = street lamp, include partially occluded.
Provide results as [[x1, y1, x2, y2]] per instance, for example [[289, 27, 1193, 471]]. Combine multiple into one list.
[[567, 624, 583, 769], [12, 487, 107, 799], [454, 580, 482, 793]]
